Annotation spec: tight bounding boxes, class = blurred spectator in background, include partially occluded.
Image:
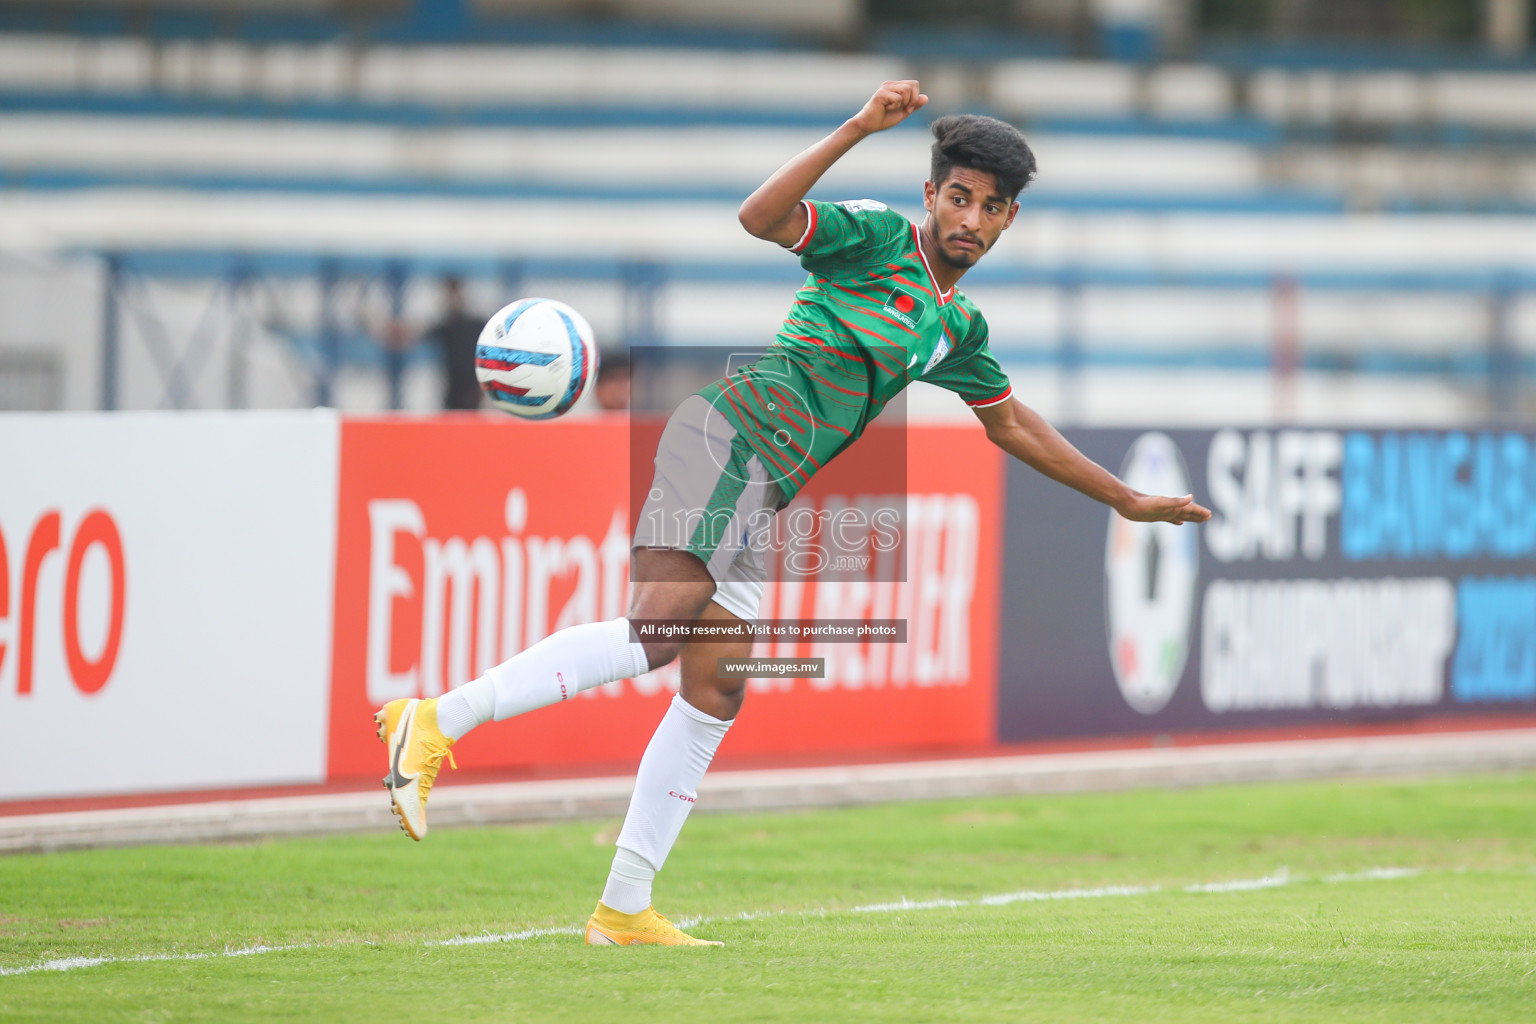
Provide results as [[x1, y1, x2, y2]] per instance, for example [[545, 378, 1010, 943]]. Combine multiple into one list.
[[423, 276, 484, 410], [594, 350, 630, 411]]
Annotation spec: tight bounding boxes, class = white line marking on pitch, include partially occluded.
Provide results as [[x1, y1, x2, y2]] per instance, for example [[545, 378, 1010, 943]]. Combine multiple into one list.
[[852, 881, 1161, 914], [0, 944, 304, 977], [1183, 869, 1293, 893], [434, 925, 583, 947], [0, 866, 1423, 977]]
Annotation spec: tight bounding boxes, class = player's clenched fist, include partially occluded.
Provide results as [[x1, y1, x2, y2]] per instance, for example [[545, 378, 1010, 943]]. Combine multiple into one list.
[[848, 80, 928, 135]]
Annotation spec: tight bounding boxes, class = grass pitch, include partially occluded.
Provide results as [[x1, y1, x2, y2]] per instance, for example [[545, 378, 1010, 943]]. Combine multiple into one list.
[[1, 772, 1533, 1022]]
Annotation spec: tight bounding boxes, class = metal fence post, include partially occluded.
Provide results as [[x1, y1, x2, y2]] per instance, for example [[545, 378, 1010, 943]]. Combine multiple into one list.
[[1057, 266, 1083, 425], [1489, 275, 1519, 423], [498, 258, 525, 304], [101, 253, 123, 411], [225, 259, 253, 410], [624, 261, 664, 348], [384, 259, 408, 411], [1271, 273, 1301, 422], [316, 258, 341, 407]]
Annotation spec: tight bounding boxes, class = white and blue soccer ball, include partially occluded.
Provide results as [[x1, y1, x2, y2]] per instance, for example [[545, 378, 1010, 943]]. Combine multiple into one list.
[[474, 297, 599, 419]]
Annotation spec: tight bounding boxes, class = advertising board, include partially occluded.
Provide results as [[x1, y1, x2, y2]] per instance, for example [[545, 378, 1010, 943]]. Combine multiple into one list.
[[0, 412, 339, 799], [999, 428, 1536, 740], [326, 417, 1002, 779]]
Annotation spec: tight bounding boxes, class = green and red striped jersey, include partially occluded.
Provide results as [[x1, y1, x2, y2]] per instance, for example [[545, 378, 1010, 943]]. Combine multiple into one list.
[[696, 198, 1013, 499]]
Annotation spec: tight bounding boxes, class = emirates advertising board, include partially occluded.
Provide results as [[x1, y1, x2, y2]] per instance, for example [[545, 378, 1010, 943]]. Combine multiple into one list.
[[0, 412, 339, 800], [326, 417, 1001, 780], [999, 427, 1536, 741]]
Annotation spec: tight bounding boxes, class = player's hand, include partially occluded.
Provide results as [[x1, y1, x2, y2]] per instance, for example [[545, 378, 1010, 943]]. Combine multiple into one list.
[[1116, 493, 1212, 525], [848, 80, 928, 135]]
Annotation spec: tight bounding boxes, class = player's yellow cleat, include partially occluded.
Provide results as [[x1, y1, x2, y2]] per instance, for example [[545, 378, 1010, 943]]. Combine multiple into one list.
[[584, 903, 723, 947], [374, 697, 456, 841]]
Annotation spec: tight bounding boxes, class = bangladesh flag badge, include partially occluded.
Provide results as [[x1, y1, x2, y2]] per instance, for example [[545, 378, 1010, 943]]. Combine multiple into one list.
[[882, 287, 927, 329]]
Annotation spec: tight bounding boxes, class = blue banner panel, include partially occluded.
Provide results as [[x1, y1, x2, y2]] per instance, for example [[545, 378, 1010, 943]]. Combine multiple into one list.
[[998, 427, 1536, 741]]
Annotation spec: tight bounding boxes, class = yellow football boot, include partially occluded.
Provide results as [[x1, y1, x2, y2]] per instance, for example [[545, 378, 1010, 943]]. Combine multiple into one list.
[[584, 903, 723, 946], [375, 697, 456, 840]]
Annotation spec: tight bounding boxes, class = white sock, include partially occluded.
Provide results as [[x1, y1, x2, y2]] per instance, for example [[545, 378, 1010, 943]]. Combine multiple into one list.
[[600, 847, 655, 915], [435, 618, 648, 742], [604, 694, 732, 910]]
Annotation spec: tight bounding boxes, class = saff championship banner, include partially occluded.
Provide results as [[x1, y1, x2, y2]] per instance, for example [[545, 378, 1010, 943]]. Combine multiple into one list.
[[998, 427, 1536, 741]]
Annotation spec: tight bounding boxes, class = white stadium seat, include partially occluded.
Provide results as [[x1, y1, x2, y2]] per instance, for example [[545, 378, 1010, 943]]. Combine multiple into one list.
[[0, 34, 84, 91], [158, 40, 206, 96], [0, 114, 1269, 200], [79, 37, 153, 93], [1432, 72, 1536, 130], [259, 44, 352, 101], [356, 45, 906, 110], [990, 61, 1139, 119], [1249, 69, 1341, 124], [1341, 71, 1426, 125], [203, 41, 259, 98], [1145, 64, 1234, 120]]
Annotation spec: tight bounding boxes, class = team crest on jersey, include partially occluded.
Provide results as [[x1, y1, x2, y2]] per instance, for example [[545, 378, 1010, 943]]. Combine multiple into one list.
[[882, 287, 927, 330], [923, 334, 951, 374]]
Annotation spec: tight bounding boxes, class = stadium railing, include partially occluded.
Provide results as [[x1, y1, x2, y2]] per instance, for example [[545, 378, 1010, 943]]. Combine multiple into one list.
[[81, 249, 1531, 420]]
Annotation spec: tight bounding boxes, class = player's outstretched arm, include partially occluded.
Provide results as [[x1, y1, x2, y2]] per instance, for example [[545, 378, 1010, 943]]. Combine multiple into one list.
[[737, 80, 928, 247], [973, 397, 1213, 525]]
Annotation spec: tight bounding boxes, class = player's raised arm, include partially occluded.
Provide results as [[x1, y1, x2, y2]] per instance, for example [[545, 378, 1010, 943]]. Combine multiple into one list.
[[737, 80, 928, 247], [973, 397, 1212, 525]]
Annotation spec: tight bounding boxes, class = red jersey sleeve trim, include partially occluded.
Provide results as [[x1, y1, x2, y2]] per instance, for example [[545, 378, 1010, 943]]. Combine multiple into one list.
[[910, 223, 954, 305], [787, 199, 818, 254], [966, 385, 1013, 409]]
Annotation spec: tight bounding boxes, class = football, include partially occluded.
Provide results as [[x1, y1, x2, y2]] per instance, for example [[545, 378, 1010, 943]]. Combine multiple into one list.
[[474, 297, 599, 419]]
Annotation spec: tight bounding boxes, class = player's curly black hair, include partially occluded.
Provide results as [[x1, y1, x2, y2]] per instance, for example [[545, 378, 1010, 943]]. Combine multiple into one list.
[[929, 114, 1036, 200]]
